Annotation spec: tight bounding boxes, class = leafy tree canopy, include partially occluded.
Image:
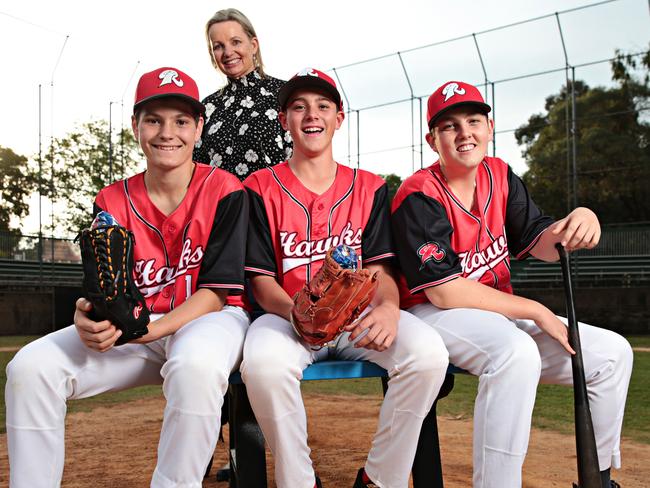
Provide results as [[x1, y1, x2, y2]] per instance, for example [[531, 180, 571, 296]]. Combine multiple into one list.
[[379, 173, 403, 203], [43, 120, 144, 235], [515, 48, 650, 223], [0, 146, 37, 232]]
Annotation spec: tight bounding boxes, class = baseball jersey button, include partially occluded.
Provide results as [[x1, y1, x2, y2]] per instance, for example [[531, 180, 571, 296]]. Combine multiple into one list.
[[162, 288, 171, 298], [168, 225, 176, 233], [317, 203, 324, 210]]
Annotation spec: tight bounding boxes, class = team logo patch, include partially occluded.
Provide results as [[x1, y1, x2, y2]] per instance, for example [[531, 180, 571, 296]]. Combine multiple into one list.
[[418, 241, 446, 269], [133, 305, 142, 320], [158, 69, 184, 88], [296, 67, 319, 78], [442, 82, 465, 102]]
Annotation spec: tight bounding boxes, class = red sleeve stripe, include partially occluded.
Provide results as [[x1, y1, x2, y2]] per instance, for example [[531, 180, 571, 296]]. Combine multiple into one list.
[[244, 266, 276, 276], [410, 273, 460, 293], [364, 252, 396, 263], [515, 227, 549, 259], [200, 283, 245, 290]]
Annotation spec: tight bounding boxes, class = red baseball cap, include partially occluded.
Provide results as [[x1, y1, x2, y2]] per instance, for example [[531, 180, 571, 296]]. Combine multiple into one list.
[[133, 67, 205, 116], [426, 81, 491, 129], [278, 68, 343, 111]]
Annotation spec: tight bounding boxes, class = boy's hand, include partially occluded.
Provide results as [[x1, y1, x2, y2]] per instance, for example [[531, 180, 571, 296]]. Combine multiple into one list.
[[344, 302, 400, 352], [551, 207, 600, 252], [533, 305, 576, 355], [74, 297, 122, 352]]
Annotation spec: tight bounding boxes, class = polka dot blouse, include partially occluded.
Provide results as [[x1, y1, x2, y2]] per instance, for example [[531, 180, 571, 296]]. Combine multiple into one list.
[[193, 69, 293, 180]]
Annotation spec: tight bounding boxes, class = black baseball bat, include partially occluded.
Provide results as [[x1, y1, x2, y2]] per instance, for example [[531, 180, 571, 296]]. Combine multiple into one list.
[[555, 244, 601, 488]]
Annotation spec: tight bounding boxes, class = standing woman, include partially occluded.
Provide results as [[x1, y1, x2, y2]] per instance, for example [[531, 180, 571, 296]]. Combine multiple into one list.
[[194, 8, 292, 180]]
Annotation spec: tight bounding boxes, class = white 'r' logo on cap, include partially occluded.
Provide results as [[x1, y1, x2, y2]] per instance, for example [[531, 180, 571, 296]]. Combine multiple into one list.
[[296, 68, 318, 77], [442, 82, 465, 102], [158, 69, 184, 88]]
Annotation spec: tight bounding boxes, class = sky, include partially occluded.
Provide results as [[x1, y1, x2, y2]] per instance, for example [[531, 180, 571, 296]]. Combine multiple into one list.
[[1, 0, 648, 234]]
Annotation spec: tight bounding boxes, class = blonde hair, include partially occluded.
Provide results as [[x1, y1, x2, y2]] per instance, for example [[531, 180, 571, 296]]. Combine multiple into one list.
[[205, 8, 266, 78]]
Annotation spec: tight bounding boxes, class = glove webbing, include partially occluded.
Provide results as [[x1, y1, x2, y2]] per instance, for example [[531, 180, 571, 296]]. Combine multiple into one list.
[[91, 227, 128, 302]]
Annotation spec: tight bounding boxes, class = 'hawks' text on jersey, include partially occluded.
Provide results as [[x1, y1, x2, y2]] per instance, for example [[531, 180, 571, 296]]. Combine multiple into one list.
[[244, 162, 394, 297], [391, 157, 554, 309], [94, 164, 248, 313]]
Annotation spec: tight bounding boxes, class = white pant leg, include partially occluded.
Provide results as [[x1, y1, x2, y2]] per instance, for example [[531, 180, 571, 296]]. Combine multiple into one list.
[[409, 303, 542, 488], [516, 317, 633, 470], [334, 310, 449, 488], [151, 306, 249, 488], [5, 324, 165, 488], [240, 313, 323, 488]]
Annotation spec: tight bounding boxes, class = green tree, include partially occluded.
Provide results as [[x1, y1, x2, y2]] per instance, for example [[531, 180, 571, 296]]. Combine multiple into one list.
[[43, 120, 144, 235], [0, 146, 38, 232], [380, 173, 403, 203], [515, 49, 650, 223]]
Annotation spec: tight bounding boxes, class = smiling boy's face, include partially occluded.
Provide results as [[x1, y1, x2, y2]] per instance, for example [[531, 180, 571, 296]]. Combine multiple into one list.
[[279, 89, 344, 158], [132, 98, 203, 171], [425, 106, 493, 172]]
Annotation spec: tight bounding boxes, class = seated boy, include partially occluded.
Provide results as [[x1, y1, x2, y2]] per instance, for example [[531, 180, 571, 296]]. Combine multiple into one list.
[[240, 68, 450, 488], [5, 67, 249, 488], [391, 80, 633, 488]]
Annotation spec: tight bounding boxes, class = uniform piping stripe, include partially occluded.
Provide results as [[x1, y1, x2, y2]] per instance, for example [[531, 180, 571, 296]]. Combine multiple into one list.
[[124, 179, 170, 266], [244, 266, 276, 277], [200, 283, 245, 290], [516, 226, 550, 259], [482, 160, 493, 216], [182, 220, 191, 242], [429, 169, 481, 225], [365, 252, 395, 263], [269, 167, 312, 281], [328, 169, 357, 235], [410, 273, 460, 293]]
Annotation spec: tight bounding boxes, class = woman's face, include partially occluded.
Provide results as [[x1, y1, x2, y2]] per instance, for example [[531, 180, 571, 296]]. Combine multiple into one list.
[[209, 20, 258, 79]]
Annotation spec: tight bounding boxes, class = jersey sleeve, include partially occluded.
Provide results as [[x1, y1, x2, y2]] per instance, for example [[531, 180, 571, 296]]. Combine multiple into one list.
[[361, 183, 395, 264], [196, 188, 248, 293], [244, 186, 277, 277], [505, 166, 555, 259], [391, 191, 461, 293]]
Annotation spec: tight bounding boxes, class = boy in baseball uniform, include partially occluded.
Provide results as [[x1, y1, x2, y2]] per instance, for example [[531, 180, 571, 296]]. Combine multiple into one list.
[[5, 67, 249, 488], [240, 68, 450, 488], [391, 80, 633, 487]]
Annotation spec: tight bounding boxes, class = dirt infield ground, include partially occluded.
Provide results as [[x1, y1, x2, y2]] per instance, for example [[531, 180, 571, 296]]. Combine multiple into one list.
[[1, 393, 648, 487]]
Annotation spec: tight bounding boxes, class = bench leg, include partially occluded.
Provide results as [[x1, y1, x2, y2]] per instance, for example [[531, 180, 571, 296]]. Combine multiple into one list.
[[412, 373, 455, 488], [228, 382, 268, 488]]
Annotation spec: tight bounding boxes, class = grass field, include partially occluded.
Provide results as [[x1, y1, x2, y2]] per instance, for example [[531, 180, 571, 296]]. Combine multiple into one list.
[[1, 335, 649, 444]]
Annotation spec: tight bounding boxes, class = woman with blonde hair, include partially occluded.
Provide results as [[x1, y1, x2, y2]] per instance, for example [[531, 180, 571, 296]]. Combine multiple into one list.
[[193, 8, 292, 180]]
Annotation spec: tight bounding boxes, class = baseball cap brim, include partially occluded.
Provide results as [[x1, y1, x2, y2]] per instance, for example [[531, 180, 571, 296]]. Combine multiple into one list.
[[428, 101, 491, 129], [134, 93, 205, 116], [278, 76, 342, 111]]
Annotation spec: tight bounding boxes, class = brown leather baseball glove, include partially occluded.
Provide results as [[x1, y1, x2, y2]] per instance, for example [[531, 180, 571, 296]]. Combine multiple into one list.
[[291, 247, 378, 347]]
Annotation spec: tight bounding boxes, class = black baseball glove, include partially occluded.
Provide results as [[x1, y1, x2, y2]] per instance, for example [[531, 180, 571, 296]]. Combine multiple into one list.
[[77, 224, 150, 345]]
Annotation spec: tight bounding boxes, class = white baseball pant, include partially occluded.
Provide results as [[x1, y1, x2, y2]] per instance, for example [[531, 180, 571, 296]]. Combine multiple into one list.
[[5, 306, 249, 488], [408, 302, 633, 488], [240, 309, 450, 488]]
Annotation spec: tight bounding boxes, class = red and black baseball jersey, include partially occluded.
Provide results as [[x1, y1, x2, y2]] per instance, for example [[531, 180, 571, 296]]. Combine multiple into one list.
[[244, 162, 394, 298], [391, 157, 554, 309], [94, 163, 248, 314]]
